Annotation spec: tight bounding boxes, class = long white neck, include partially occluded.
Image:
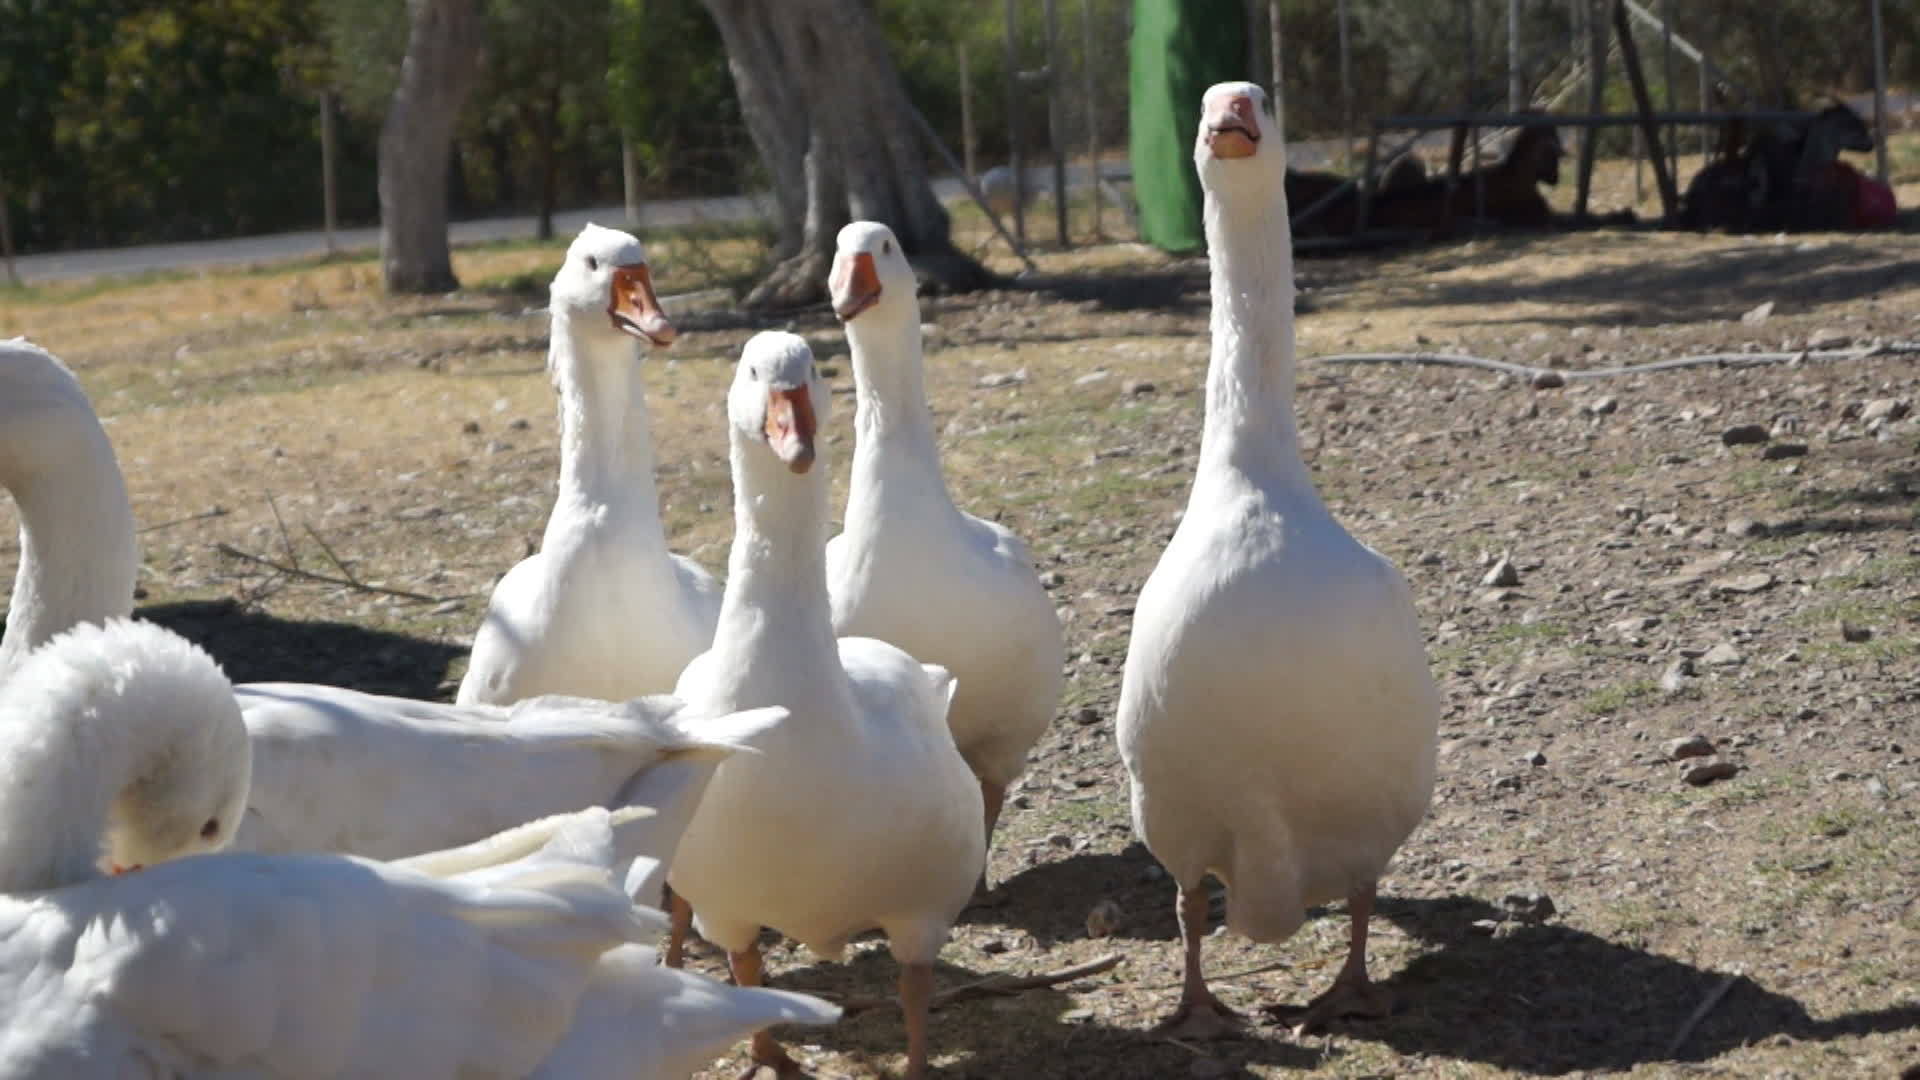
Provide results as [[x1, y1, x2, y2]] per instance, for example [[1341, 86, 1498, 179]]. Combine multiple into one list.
[[544, 313, 667, 552], [1196, 184, 1314, 495], [0, 667, 153, 892], [709, 434, 840, 679], [0, 407, 138, 683], [844, 308, 955, 524]]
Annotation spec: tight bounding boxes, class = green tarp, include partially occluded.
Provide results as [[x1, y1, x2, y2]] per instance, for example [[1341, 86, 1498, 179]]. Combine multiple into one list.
[[1129, 0, 1248, 253]]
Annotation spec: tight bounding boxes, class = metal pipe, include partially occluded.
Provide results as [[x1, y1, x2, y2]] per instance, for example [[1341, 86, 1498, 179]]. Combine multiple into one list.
[[1002, 0, 1026, 247], [1871, 0, 1890, 184]]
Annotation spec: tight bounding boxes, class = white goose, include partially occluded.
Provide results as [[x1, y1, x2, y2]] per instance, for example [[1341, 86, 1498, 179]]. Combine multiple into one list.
[[825, 222, 1064, 873], [458, 223, 721, 705], [0, 618, 839, 1079], [1115, 83, 1441, 1038], [0, 338, 777, 886], [0, 339, 135, 682], [668, 332, 983, 1080]]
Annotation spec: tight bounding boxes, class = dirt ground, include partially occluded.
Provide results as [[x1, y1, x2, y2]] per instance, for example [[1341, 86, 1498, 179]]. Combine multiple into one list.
[[4, 195, 1919, 1078]]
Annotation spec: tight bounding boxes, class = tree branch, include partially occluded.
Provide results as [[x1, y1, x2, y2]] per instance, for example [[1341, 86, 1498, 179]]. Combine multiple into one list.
[[1310, 341, 1920, 381], [212, 542, 453, 604]]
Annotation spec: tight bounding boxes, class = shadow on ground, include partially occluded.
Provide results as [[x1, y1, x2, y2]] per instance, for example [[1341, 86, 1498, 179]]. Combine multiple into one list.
[[745, 940, 1321, 1080], [1372, 895, 1920, 1074], [1354, 237, 1920, 329], [139, 599, 464, 698]]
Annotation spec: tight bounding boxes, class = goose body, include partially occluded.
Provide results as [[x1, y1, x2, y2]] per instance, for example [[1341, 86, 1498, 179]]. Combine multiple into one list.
[[459, 224, 720, 706], [825, 222, 1064, 865], [0, 339, 136, 682], [1115, 83, 1441, 1036], [668, 332, 983, 1079], [0, 619, 836, 1079]]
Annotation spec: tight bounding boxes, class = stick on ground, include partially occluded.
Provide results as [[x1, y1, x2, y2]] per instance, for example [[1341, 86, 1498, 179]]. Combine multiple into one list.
[[1663, 972, 1741, 1057], [213, 542, 451, 604], [1311, 341, 1920, 382], [832, 953, 1123, 1016]]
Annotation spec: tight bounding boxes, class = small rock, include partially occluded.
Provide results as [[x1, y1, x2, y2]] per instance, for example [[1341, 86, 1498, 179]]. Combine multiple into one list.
[[1860, 397, 1910, 423], [1760, 442, 1808, 460], [1806, 327, 1851, 349], [1666, 730, 1712, 757], [1865, 776, 1890, 800], [977, 369, 1028, 389], [1702, 642, 1744, 667], [507, 417, 531, 431], [1666, 734, 1716, 760], [980, 937, 1011, 955], [1720, 424, 1771, 446], [1482, 557, 1521, 588], [1530, 369, 1566, 389], [1582, 395, 1619, 416], [1500, 890, 1556, 922], [1039, 570, 1066, 589], [1725, 517, 1770, 539], [1073, 706, 1102, 726], [1682, 760, 1740, 786], [1838, 620, 1872, 643], [1740, 300, 1775, 324], [1189, 1057, 1233, 1079], [460, 419, 482, 435], [1522, 750, 1548, 767], [1660, 658, 1696, 693], [1085, 898, 1124, 938], [1123, 379, 1157, 396], [1712, 572, 1775, 595], [1468, 918, 1503, 936]]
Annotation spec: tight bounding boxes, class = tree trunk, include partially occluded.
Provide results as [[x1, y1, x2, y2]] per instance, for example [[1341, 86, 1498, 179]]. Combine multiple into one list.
[[703, 0, 992, 309], [379, 0, 482, 294], [535, 81, 561, 242], [704, 0, 807, 259]]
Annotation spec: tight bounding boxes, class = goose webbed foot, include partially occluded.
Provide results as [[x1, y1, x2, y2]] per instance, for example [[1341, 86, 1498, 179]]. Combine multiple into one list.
[[1150, 989, 1246, 1041]]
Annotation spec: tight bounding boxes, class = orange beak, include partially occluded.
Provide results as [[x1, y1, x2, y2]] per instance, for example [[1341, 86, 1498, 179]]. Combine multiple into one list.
[[829, 252, 882, 322], [1203, 94, 1261, 160], [608, 263, 677, 347], [764, 385, 817, 474]]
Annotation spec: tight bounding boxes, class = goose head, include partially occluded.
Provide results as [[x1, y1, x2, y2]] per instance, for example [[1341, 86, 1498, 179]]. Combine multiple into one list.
[[550, 224, 676, 349], [728, 332, 827, 476], [828, 221, 915, 325], [1195, 82, 1286, 205], [0, 619, 249, 890]]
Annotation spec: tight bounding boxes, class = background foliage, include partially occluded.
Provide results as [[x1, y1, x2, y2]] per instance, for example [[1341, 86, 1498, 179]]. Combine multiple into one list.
[[1, 0, 1911, 253]]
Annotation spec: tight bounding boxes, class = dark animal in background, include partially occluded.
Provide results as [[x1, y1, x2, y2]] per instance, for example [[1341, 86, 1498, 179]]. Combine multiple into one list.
[[1287, 157, 1426, 236], [1365, 123, 1565, 234], [1681, 103, 1887, 231]]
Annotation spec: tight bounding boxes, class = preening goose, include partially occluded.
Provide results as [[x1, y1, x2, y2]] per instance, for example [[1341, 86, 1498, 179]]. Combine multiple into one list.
[[459, 223, 721, 706], [0, 337, 777, 885], [0, 339, 135, 683], [0, 618, 838, 1079], [825, 221, 1064, 877], [668, 332, 983, 1080], [1115, 83, 1441, 1037]]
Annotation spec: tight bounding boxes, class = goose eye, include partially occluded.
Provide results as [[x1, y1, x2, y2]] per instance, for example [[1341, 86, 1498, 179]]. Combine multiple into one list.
[[585, 255, 599, 272], [882, 240, 894, 255], [200, 818, 220, 840]]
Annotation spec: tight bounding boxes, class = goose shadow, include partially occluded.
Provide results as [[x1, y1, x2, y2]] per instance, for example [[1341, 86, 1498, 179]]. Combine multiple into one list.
[[137, 599, 465, 699], [963, 842, 1177, 946], [1370, 895, 1920, 1073], [719, 938, 1322, 1079]]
